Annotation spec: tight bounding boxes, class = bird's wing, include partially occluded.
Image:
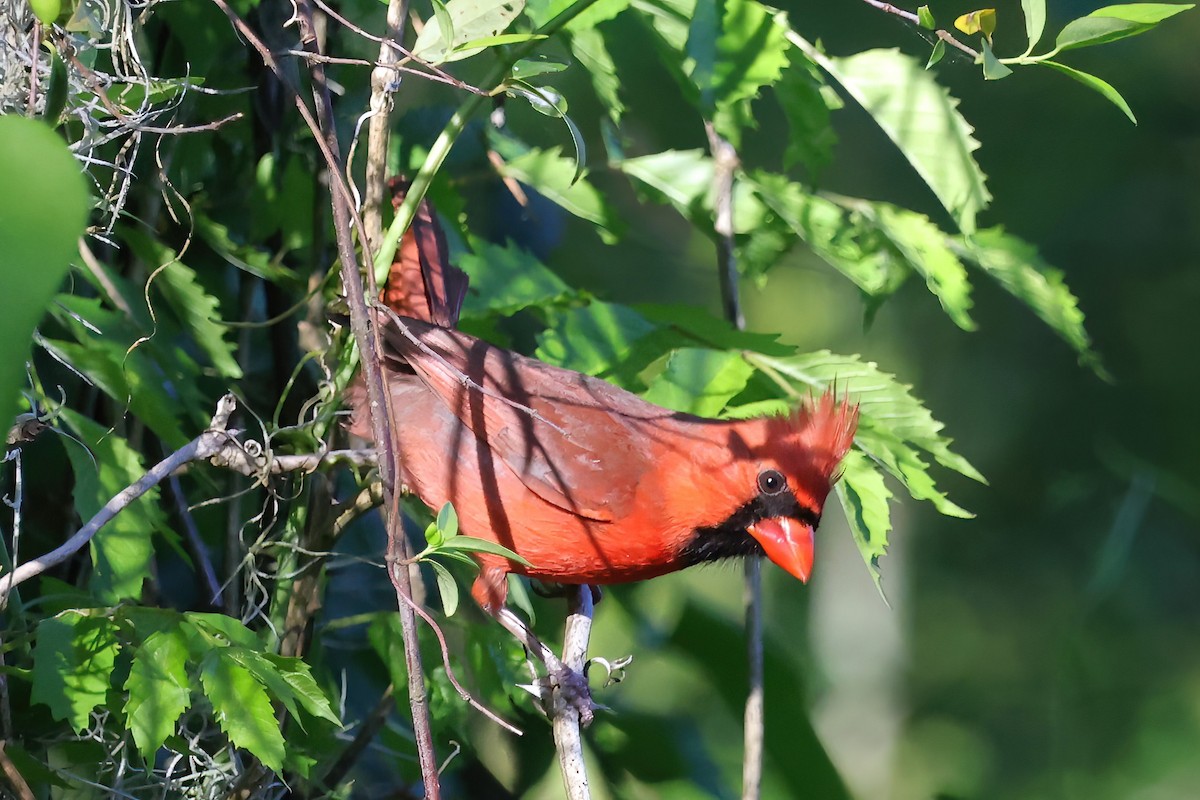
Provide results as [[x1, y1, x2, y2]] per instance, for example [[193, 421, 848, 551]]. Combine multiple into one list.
[[379, 315, 697, 521]]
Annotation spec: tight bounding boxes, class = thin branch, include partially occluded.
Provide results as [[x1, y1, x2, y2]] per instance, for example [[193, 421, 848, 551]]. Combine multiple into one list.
[[552, 587, 594, 800], [0, 395, 238, 602], [166, 466, 225, 607], [703, 120, 762, 800], [283, 1, 442, 794], [322, 684, 396, 791], [363, 0, 410, 252], [0, 741, 36, 800], [860, 0, 980, 59]]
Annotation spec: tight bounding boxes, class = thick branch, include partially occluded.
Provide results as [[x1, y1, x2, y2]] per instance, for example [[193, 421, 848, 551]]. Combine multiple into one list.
[[363, 0, 410, 249], [553, 587, 594, 800]]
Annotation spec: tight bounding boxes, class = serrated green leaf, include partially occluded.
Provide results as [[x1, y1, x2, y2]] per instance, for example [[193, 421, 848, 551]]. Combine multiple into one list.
[[437, 502, 460, 539], [430, 560, 460, 616], [261, 654, 342, 726], [1040, 60, 1135, 123], [981, 38, 1013, 80], [0, 116, 89, 436], [823, 48, 991, 233], [776, 56, 839, 172], [835, 449, 893, 593], [226, 648, 305, 725], [708, 0, 789, 143], [124, 229, 242, 379], [499, 146, 616, 240], [870, 204, 976, 330], [641, 348, 754, 416], [32, 612, 120, 732], [124, 627, 191, 758], [1022, 0, 1046, 52], [458, 238, 573, 317], [412, 0, 524, 63], [536, 301, 657, 374], [618, 148, 712, 213], [748, 350, 983, 517], [439, 536, 534, 566], [200, 651, 285, 772], [956, 227, 1107, 377], [184, 612, 262, 649], [59, 410, 161, 602]]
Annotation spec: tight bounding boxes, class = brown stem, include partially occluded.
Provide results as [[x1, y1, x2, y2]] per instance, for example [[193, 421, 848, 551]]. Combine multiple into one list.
[[859, 0, 981, 59], [553, 587, 594, 800], [703, 120, 762, 800], [363, 0, 411, 250]]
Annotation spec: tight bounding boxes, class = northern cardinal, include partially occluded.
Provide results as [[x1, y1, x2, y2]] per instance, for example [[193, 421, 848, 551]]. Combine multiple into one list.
[[347, 187, 859, 619]]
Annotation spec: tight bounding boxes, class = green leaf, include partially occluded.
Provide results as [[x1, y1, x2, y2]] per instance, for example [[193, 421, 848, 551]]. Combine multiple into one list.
[[1022, 0, 1047, 52], [835, 449, 894, 593], [1054, 4, 1191, 51], [59, 410, 162, 602], [437, 502, 460, 539], [456, 32, 547, 50], [124, 628, 192, 758], [261, 654, 342, 726], [569, 27, 626, 120], [618, 148, 712, 214], [412, 0, 525, 63], [499, 146, 617, 240], [641, 348, 754, 416], [926, 39, 946, 69], [526, 0, 629, 29], [200, 651, 286, 772], [981, 38, 1013, 80], [775, 56, 839, 172], [124, 229, 243, 379], [225, 648, 305, 725], [438, 536, 534, 565], [32, 612, 120, 732], [748, 350, 983, 517], [512, 55, 569, 79], [956, 226, 1107, 378], [917, 5, 935, 29], [823, 48, 991, 233], [184, 612, 263, 649], [1092, 3, 1193, 23], [707, 0, 790, 143], [459, 238, 573, 317], [536, 301, 657, 374], [432, 0, 456, 56], [1040, 60, 1135, 124], [870, 203, 976, 330], [0, 116, 90, 434], [430, 560, 460, 617]]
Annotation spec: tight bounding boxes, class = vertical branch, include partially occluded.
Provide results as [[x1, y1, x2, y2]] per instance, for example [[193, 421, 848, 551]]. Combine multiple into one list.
[[704, 120, 762, 800], [553, 587, 594, 800], [362, 0, 411, 249], [207, 0, 441, 792]]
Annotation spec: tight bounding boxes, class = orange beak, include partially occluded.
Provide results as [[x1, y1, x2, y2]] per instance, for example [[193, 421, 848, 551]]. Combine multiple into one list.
[[746, 517, 814, 583]]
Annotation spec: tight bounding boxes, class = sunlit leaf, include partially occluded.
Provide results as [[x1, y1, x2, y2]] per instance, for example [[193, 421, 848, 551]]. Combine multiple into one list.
[[927, 39, 946, 69], [261, 654, 342, 726], [200, 651, 285, 772], [824, 48, 991, 233], [954, 8, 997, 37], [1022, 0, 1047, 51], [32, 612, 120, 732], [956, 226, 1107, 378], [1055, 4, 1191, 51], [835, 449, 894, 593], [124, 627, 191, 758], [458, 238, 573, 317], [775, 56, 839, 172], [512, 55, 569, 79], [412, 0, 524, 63], [569, 27, 625, 120], [536, 300, 657, 375], [60, 410, 163, 602], [437, 502, 460, 539], [0, 116, 89, 434], [918, 5, 936, 29], [1040, 60, 1135, 123], [641, 348, 754, 416], [439, 536, 534, 566], [499, 146, 617, 239]]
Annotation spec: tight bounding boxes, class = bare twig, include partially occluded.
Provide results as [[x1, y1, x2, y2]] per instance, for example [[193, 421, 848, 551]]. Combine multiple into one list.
[[859, 0, 980, 59], [322, 684, 396, 790], [166, 467, 225, 607], [703, 120, 762, 800], [0, 395, 238, 602], [283, 0, 442, 793], [364, 0, 409, 250], [553, 587, 594, 800], [0, 741, 36, 800]]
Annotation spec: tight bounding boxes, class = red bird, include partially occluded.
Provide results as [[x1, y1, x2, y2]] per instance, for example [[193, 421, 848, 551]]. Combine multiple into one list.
[[348, 192, 859, 618]]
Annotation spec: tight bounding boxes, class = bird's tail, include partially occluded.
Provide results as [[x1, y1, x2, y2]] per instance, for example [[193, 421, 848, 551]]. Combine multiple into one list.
[[380, 177, 468, 327]]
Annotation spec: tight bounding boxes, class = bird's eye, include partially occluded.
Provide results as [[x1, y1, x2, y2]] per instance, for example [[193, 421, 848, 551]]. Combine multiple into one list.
[[757, 469, 786, 495]]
